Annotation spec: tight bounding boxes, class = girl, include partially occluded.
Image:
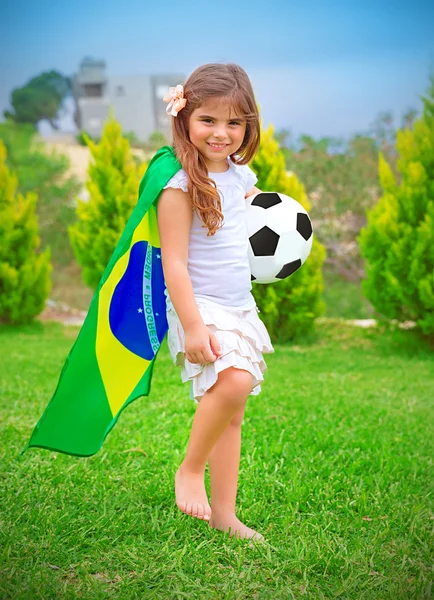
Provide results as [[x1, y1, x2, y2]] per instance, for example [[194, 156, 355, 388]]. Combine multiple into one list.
[[157, 63, 274, 542]]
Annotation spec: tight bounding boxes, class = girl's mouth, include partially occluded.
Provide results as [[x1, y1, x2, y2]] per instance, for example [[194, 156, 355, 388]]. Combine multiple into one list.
[[207, 143, 228, 150]]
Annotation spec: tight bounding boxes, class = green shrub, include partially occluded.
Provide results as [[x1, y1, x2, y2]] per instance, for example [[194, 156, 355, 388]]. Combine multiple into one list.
[[0, 120, 82, 266], [69, 113, 147, 289], [0, 140, 51, 324], [76, 130, 97, 146], [251, 124, 326, 341], [358, 77, 434, 339]]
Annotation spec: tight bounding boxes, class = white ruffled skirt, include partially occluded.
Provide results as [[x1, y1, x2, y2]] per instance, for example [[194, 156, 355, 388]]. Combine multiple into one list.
[[166, 298, 275, 403]]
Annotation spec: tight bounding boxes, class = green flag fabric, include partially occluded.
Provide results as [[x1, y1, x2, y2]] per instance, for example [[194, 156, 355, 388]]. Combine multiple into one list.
[[23, 145, 182, 457]]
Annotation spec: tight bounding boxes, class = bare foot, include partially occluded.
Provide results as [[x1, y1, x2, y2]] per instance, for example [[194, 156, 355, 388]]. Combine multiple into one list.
[[175, 464, 212, 521], [208, 512, 265, 542]]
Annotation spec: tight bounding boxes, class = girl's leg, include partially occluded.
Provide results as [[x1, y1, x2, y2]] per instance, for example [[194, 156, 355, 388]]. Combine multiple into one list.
[[207, 402, 265, 541], [207, 402, 245, 514], [175, 366, 253, 521]]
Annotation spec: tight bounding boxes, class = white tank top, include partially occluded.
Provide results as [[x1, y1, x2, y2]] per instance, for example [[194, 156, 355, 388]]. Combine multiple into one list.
[[161, 156, 258, 312]]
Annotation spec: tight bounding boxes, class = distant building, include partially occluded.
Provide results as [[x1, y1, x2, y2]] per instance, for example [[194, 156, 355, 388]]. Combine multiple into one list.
[[71, 57, 185, 143]]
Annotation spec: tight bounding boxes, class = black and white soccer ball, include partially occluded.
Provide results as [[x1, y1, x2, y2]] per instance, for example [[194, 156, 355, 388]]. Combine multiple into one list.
[[245, 192, 313, 284]]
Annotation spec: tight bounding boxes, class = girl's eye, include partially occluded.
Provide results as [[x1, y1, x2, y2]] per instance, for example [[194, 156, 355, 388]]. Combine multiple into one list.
[[202, 119, 240, 125]]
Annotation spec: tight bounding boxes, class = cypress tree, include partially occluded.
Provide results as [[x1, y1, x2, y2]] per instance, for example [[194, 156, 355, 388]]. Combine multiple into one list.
[[0, 140, 51, 324], [358, 76, 434, 338], [251, 124, 326, 341], [69, 112, 147, 289]]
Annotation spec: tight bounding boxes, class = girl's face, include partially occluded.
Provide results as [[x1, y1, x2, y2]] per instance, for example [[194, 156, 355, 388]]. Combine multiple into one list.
[[188, 100, 247, 172]]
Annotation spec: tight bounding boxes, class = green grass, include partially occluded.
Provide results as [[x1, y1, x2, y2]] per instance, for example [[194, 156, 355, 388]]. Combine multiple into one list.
[[0, 320, 433, 599]]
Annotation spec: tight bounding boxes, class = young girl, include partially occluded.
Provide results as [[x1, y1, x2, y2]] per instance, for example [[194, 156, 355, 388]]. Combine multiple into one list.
[[157, 63, 274, 542]]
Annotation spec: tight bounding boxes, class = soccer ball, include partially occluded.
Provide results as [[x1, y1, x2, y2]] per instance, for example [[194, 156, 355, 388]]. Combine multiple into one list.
[[245, 192, 313, 284]]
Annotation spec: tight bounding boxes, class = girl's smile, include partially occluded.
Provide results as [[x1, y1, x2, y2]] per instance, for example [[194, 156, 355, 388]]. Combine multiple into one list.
[[207, 143, 229, 151]]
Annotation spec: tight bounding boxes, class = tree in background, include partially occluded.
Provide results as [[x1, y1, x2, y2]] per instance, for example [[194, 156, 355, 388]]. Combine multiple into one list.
[[125, 130, 170, 158], [369, 109, 418, 163], [69, 112, 148, 289], [0, 140, 51, 324], [280, 131, 381, 282], [0, 120, 82, 265], [358, 76, 434, 339], [277, 108, 418, 284], [76, 129, 169, 158], [4, 70, 70, 130], [250, 124, 326, 341]]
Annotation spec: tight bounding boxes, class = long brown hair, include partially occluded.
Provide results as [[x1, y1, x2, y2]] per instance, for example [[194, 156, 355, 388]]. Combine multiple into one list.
[[170, 63, 260, 236]]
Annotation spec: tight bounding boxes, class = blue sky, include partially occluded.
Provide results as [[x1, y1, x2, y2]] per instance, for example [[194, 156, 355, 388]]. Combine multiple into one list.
[[1, 0, 433, 139]]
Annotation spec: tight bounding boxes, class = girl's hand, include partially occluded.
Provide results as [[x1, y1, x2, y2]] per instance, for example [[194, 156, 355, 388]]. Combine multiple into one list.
[[184, 323, 222, 365]]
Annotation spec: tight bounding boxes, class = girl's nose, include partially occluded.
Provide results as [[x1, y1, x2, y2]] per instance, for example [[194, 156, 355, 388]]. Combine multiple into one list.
[[214, 129, 228, 139]]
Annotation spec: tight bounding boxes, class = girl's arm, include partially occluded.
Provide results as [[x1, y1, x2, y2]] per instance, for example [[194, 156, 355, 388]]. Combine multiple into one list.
[[157, 188, 205, 333], [245, 185, 261, 199]]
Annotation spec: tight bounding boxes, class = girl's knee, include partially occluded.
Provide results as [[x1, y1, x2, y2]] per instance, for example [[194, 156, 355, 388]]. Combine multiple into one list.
[[217, 366, 253, 401]]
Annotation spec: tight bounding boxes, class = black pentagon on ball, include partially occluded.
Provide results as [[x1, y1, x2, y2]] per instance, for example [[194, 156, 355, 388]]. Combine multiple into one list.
[[251, 274, 256, 281], [276, 259, 302, 279], [250, 226, 280, 256], [297, 213, 313, 241], [251, 192, 282, 209]]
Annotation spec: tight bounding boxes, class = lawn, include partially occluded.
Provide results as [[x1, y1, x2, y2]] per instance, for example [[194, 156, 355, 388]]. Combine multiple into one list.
[[0, 319, 433, 599]]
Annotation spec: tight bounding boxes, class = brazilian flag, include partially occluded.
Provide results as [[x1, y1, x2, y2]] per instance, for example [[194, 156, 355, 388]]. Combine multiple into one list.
[[23, 145, 181, 457]]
